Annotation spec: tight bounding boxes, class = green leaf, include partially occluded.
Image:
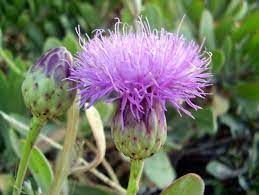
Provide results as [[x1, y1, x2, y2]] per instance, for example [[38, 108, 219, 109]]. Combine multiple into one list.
[[161, 173, 205, 195], [63, 32, 80, 54], [44, 22, 58, 36], [77, 2, 101, 29], [187, 0, 204, 25], [234, 82, 259, 100], [199, 10, 215, 50], [233, 1, 248, 21], [43, 37, 63, 52], [243, 33, 259, 54], [193, 108, 217, 135], [142, 3, 163, 28], [236, 99, 259, 120], [144, 151, 176, 188], [222, 36, 232, 61], [206, 160, 235, 180], [124, 0, 142, 17], [17, 12, 30, 28], [224, 0, 248, 20], [178, 19, 194, 41], [233, 11, 259, 41], [27, 24, 44, 48], [169, 115, 193, 145], [215, 18, 234, 46], [0, 48, 22, 75], [121, 7, 133, 24], [208, 0, 226, 18], [212, 49, 225, 74], [9, 129, 53, 193]]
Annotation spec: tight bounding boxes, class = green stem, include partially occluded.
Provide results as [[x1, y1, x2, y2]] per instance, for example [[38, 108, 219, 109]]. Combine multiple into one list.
[[13, 116, 46, 195], [126, 159, 144, 195], [49, 101, 79, 195]]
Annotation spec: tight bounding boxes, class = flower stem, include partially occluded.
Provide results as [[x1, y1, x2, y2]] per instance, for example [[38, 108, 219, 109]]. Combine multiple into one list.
[[126, 159, 144, 195], [13, 116, 46, 195], [49, 101, 79, 195]]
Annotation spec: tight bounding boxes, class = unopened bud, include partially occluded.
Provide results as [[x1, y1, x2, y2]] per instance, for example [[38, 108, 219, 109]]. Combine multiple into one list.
[[22, 47, 76, 119], [112, 102, 167, 160]]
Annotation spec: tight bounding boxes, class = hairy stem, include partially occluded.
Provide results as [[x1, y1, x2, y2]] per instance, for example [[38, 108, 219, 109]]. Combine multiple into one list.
[[126, 159, 144, 195], [13, 116, 46, 195], [49, 101, 79, 195]]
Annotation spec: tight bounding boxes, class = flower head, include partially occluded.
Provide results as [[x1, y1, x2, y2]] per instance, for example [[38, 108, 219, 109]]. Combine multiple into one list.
[[22, 47, 76, 119], [69, 18, 211, 120]]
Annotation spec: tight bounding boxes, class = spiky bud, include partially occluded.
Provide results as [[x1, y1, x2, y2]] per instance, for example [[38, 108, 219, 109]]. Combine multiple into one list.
[[22, 47, 76, 119], [112, 102, 167, 160]]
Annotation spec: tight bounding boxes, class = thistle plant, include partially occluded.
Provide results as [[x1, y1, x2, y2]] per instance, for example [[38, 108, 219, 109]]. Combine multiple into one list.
[[13, 47, 76, 195], [69, 18, 211, 195]]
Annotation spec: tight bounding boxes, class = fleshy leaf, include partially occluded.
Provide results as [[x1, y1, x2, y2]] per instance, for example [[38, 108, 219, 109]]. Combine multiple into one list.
[[161, 173, 205, 195], [144, 151, 176, 189]]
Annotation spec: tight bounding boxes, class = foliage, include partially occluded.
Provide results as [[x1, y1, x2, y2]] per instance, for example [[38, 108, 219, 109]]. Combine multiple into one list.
[[0, 0, 258, 194]]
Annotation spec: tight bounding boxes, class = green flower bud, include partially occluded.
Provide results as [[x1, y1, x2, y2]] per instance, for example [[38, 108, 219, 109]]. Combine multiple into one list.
[[112, 102, 167, 160], [21, 47, 76, 119]]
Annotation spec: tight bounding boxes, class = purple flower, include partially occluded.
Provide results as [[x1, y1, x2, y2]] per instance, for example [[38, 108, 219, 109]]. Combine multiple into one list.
[[69, 18, 212, 120], [31, 47, 72, 84]]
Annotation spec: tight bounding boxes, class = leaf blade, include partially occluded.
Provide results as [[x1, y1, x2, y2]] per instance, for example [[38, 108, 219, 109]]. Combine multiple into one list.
[[161, 173, 205, 195]]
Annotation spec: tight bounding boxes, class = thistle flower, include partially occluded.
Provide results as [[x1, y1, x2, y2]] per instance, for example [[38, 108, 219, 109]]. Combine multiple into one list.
[[22, 47, 76, 119], [69, 18, 212, 159]]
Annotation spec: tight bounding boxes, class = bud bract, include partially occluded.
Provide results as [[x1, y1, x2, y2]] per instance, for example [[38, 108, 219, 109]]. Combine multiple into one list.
[[22, 47, 76, 119], [112, 102, 167, 160]]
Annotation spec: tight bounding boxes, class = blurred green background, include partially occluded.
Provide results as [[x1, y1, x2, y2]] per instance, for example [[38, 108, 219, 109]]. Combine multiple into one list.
[[0, 0, 258, 194]]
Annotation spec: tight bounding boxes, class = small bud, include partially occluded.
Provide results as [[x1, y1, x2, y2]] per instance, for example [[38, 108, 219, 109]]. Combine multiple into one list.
[[112, 102, 167, 160], [22, 47, 76, 119]]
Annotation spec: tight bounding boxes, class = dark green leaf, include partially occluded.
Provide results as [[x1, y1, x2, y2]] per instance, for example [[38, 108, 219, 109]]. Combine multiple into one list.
[[187, 0, 204, 25], [193, 108, 217, 135], [233, 11, 259, 41], [234, 83, 259, 100], [208, 0, 227, 18], [212, 49, 225, 74], [0, 48, 22, 75], [222, 36, 232, 61]]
